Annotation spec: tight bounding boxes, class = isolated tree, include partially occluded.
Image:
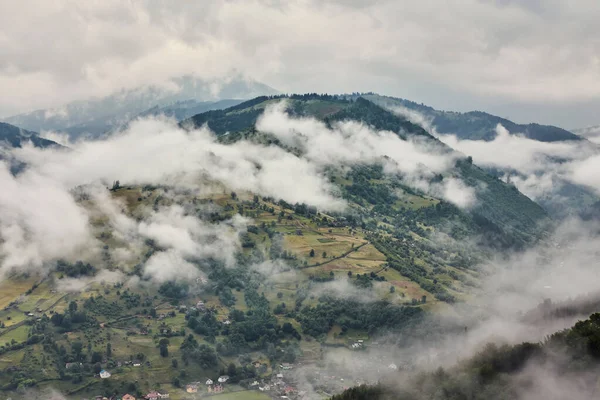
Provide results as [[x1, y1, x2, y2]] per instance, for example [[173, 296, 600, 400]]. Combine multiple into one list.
[[111, 180, 120, 191], [309, 249, 315, 257], [329, 271, 334, 278], [227, 362, 237, 377], [348, 271, 352, 277], [91, 351, 102, 364], [106, 343, 112, 358], [160, 345, 169, 358], [422, 295, 427, 304], [390, 286, 396, 294], [71, 341, 83, 358], [322, 251, 327, 258]]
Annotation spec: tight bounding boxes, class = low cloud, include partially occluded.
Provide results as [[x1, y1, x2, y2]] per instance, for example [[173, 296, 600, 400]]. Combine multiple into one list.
[[55, 269, 125, 293], [0, 116, 352, 278], [439, 124, 584, 174], [0, 161, 94, 277], [143, 249, 201, 284], [391, 104, 600, 209], [257, 102, 476, 207]]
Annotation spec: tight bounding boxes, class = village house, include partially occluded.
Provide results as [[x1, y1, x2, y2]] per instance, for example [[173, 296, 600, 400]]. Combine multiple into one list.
[[186, 383, 199, 393], [65, 362, 82, 369], [99, 369, 111, 379], [208, 384, 223, 393], [196, 300, 206, 311], [280, 363, 293, 370], [284, 386, 296, 395], [218, 375, 229, 383], [206, 379, 213, 385], [144, 391, 169, 399], [250, 380, 260, 387], [122, 394, 136, 400]]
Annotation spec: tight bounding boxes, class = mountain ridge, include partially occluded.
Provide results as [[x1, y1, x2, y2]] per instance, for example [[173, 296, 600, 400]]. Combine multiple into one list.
[[366, 94, 582, 142]]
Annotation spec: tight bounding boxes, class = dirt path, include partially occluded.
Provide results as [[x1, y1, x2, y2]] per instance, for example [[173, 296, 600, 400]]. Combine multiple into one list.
[[299, 241, 369, 269]]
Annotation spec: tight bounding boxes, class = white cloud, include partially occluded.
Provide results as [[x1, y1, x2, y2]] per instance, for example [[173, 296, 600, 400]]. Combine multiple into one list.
[[439, 124, 584, 174], [14, 117, 346, 210], [0, 161, 94, 276], [139, 206, 247, 267], [0, 116, 349, 277], [143, 249, 200, 284], [257, 102, 475, 207]]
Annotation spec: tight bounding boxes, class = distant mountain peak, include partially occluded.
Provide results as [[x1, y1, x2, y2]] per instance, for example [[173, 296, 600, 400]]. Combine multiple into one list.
[[2, 75, 279, 138]]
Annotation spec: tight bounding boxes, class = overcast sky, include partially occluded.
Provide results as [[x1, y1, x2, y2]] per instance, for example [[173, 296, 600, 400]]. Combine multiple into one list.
[[1, 0, 599, 128]]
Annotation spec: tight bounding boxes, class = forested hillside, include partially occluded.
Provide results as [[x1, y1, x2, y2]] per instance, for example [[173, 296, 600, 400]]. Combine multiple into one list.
[[331, 312, 600, 400], [365, 94, 582, 142]]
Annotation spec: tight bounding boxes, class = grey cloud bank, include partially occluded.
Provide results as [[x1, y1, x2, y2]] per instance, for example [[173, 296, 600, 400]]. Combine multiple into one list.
[[2, 1, 600, 127]]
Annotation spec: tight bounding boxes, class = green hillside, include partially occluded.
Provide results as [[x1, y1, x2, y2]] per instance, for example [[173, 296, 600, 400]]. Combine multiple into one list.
[[185, 94, 550, 249], [0, 95, 553, 399]]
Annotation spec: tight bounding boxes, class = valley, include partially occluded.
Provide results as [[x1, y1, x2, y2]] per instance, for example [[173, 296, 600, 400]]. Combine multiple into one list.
[[0, 95, 597, 400]]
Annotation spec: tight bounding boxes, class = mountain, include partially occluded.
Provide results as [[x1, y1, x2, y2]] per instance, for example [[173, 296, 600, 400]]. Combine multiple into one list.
[[0, 122, 60, 149], [135, 98, 244, 122], [366, 94, 582, 142], [184, 94, 550, 250], [364, 94, 600, 219], [2, 75, 278, 138], [0, 122, 62, 175]]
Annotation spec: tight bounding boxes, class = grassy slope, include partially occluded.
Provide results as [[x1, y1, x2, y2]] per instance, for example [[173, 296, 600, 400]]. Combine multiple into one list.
[[0, 187, 437, 398]]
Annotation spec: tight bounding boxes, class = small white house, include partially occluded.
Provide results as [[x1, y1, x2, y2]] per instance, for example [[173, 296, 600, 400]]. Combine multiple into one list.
[[218, 375, 229, 383], [250, 380, 259, 386], [99, 370, 111, 379], [388, 363, 398, 370], [206, 379, 213, 385]]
